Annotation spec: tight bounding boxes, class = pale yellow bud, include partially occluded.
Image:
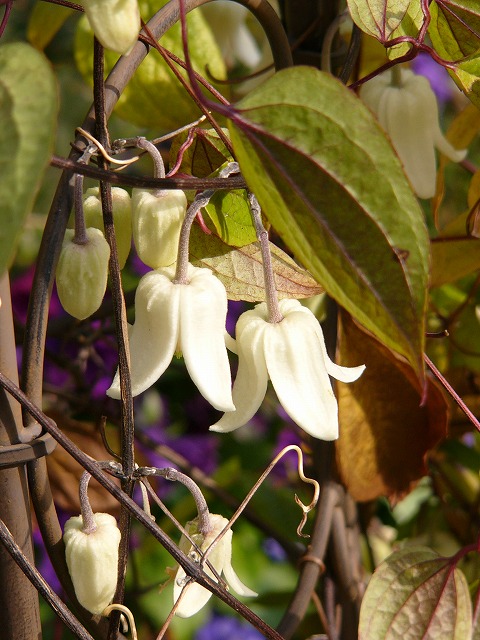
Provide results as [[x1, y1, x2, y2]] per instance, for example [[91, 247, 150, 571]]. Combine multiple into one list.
[[81, 0, 140, 55], [132, 189, 187, 269], [83, 186, 132, 269], [56, 228, 110, 320], [63, 513, 121, 615]]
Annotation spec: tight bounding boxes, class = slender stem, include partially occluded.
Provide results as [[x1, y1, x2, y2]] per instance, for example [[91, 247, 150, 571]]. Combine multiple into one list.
[[50, 155, 247, 190], [79, 472, 97, 534], [73, 173, 88, 245], [139, 467, 211, 536], [135, 137, 166, 196], [248, 193, 283, 323], [174, 162, 241, 283], [391, 64, 403, 87], [0, 372, 286, 640], [174, 190, 213, 283], [424, 354, 480, 432]]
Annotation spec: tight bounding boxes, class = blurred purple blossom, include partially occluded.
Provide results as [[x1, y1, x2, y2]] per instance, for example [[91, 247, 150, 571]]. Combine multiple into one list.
[[412, 54, 454, 106], [195, 614, 264, 640], [262, 537, 287, 562]]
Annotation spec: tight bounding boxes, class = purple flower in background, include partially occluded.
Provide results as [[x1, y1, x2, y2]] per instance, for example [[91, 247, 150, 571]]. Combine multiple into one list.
[[262, 537, 287, 563], [412, 54, 454, 106], [195, 614, 264, 640]]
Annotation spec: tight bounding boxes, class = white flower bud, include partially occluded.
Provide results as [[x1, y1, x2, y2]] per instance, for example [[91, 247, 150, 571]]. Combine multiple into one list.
[[83, 186, 132, 269], [63, 513, 121, 615], [56, 227, 110, 320], [132, 189, 187, 269], [81, 0, 140, 55]]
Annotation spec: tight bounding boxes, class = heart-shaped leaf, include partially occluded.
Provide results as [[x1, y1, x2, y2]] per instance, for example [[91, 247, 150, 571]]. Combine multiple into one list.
[[228, 66, 429, 377], [347, 0, 411, 41], [359, 546, 472, 639], [0, 42, 57, 276]]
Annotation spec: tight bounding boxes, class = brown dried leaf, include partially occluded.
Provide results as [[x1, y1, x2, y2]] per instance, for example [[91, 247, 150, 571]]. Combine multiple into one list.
[[189, 224, 323, 302], [46, 411, 121, 514], [336, 311, 448, 502]]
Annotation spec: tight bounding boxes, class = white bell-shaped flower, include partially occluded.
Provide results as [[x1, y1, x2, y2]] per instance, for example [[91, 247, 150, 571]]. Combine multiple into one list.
[[174, 514, 257, 618], [81, 0, 140, 55], [63, 513, 121, 615], [360, 67, 466, 199], [201, 1, 262, 69], [211, 299, 365, 440], [107, 263, 235, 412]]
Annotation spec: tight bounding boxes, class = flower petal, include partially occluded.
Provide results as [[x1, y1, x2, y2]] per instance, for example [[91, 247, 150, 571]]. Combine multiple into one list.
[[210, 306, 269, 433], [106, 269, 179, 398], [180, 266, 235, 412], [264, 303, 339, 440], [222, 535, 258, 597]]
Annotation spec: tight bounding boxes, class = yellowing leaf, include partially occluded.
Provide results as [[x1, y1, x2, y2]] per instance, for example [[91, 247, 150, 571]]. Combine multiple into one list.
[[189, 225, 322, 302], [347, 0, 411, 41], [336, 311, 447, 502]]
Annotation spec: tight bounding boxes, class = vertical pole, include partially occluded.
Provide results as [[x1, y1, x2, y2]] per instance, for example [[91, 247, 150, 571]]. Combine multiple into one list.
[[0, 272, 42, 639]]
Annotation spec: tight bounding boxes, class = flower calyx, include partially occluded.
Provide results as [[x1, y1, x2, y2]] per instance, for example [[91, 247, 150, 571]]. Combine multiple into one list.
[[173, 513, 257, 618], [107, 263, 235, 412], [211, 298, 365, 440]]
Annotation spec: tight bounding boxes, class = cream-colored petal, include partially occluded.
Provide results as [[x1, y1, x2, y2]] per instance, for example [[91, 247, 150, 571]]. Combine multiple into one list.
[[106, 269, 179, 398], [210, 306, 269, 433], [180, 266, 234, 412], [382, 84, 438, 199], [174, 516, 229, 618], [264, 303, 339, 440], [222, 538, 258, 597]]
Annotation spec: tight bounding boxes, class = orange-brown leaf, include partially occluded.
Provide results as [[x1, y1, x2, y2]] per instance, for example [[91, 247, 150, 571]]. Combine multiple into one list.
[[336, 311, 448, 502]]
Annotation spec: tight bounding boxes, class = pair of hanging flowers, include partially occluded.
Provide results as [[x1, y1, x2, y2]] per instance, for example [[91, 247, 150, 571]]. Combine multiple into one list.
[[107, 255, 365, 441]]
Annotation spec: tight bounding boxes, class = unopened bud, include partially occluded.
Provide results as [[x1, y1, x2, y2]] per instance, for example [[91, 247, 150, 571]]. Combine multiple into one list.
[[132, 188, 187, 269], [83, 186, 132, 269], [63, 513, 121, 615], [81, 0, 141, 55], [56, 227, 110, 320]]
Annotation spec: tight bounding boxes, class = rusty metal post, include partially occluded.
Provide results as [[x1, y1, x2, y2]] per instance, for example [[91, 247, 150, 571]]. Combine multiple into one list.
[[0, 272, 42, 639]]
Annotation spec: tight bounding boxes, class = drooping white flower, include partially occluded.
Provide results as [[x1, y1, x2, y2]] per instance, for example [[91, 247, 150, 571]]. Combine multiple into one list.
[[81, 0, 140, 55], [174, 514, 257, 618], [201, 1, 262, 69], [211, 299, 365, 440], [63, 513, 121, 615], [107, 263, 235, 412], [360, 67, 467, 199]]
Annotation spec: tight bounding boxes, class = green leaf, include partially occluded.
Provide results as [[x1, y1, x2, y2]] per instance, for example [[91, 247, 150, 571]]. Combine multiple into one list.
[[429, 0, 480, 60], [189, 225, 323, 302], [74, 0, 227, 132], [27, 2, 74, 50], [359, 546, 472, 639], [429, 1, 480, 108], [430, 237, 480, 287], [347, 0, 411, 41], [228, 67, 429, 377], [0, 42, 57, 277], [387, 0, 424, 59], [170, 128, 231, 178], [204, 188, 257, 247]]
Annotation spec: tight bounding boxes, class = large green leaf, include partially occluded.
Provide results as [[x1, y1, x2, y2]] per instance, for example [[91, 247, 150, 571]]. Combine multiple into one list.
[[347, 0, 411, 41], [228, 67, 429, 376], [0, 42, 57, 276], [359, 546, 472, 639]]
